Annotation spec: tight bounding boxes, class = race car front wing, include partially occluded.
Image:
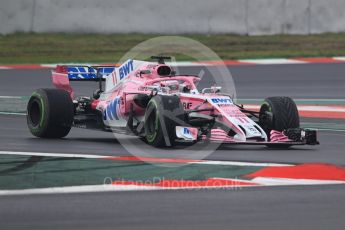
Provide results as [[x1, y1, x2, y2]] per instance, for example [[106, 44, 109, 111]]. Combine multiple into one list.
[[176, 127, 319, 146]]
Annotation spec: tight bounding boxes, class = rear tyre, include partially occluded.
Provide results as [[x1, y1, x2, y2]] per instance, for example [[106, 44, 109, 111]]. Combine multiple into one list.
[[144, 95, 186, 147], [27, 88, 74, 138], [259, 97, 300, 149]]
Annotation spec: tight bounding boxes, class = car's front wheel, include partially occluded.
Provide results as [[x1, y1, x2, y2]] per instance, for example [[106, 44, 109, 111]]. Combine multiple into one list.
[[144, 95, 185, 147], [259, 96, 300, 148]]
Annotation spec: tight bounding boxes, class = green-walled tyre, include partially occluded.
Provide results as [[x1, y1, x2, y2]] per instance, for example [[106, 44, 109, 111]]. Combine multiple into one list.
[[27, 88, 74, 138], [144, 95, 185, 147]]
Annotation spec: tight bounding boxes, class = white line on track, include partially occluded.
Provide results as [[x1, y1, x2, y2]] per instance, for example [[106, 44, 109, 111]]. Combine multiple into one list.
[[244, 104, 345, 113], [0, 96, 24, 99], [1, 151, 345, 196], [333, 57, 345, 61], [40, 64, 57, 68], [1, 177, 344, 196], [192, 161, 292, 167], [0, 151, 107, 159], [0, 112, 26, 116], [308, 128, 345, 132], [293, 99, 345, 102], [239, 59, 306, 65], [0, 183, 261, 196], [0, 150, 292, 167], [0, 185, 162, 196], [252, 177, 345, 186]]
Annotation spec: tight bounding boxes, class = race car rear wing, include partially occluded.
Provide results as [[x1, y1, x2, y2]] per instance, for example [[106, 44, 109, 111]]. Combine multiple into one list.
[[52, 65, 116, 99], [55, 65, 116, 81], [52, 59, 146, 99]]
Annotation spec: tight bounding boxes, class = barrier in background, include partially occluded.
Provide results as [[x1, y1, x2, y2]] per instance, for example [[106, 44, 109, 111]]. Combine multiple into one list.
[[1, 0, 345, 35]]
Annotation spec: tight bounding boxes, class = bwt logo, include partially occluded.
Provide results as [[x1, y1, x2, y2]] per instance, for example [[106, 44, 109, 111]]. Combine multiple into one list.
[[119, 60, 134, 80], [211, 98, 233, 104], [184, 128, 191, 135]]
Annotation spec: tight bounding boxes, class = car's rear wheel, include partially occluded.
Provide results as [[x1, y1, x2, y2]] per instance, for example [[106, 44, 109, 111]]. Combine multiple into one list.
[[259, 96, 300, 148], [144, 95, 185, 147], [27, 88, 74, 138]]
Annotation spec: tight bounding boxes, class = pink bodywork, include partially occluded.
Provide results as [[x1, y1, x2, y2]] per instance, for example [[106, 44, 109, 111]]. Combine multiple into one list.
[[52, 71, 75, 99], [270, 130, 291, 142], [51, 61, 292, 144]]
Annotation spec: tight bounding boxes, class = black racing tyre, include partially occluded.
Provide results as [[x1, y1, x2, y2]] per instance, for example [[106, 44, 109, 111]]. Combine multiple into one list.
[[144, 95, 186, 147], [27, 88, 74, 138], [259, 97, 300, 148]]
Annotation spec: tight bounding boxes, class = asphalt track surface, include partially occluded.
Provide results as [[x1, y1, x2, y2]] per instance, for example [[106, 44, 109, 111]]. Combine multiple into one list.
[[0, 63, 345, 230]]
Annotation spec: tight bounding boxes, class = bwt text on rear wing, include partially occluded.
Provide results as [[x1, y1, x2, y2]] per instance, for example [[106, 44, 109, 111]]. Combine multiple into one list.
[[55, 65, 117, 81]]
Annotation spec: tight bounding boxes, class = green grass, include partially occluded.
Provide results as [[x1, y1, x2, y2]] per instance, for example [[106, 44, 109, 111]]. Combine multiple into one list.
[[1, 33, 345, 64]]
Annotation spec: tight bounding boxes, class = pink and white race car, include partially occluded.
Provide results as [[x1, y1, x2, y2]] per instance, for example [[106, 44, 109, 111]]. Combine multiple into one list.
[[27, 56, 318, 148]]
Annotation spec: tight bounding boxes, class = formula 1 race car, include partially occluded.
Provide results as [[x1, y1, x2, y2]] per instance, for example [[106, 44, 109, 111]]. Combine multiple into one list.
[[27, 56, 319, 148]]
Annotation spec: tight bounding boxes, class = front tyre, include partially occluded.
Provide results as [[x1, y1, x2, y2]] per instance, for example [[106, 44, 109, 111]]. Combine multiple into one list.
[[144, 95, 185, 147], [27, 88, 74, 138], [259, 96, 300, 148]]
